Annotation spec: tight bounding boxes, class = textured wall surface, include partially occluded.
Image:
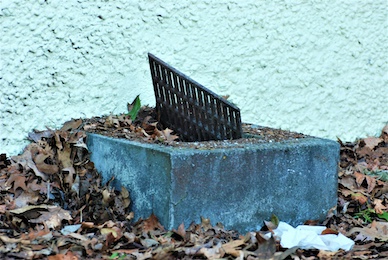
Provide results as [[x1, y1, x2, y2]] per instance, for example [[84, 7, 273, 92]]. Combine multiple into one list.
[[1, 0, 387, 155]]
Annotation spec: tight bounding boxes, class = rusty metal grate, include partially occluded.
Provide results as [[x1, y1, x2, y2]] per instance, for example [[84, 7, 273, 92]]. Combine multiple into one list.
[[148, 53, 242, 142]]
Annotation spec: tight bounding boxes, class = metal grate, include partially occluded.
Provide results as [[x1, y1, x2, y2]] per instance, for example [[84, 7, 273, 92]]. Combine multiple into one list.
[[148, 53, 242, 142]]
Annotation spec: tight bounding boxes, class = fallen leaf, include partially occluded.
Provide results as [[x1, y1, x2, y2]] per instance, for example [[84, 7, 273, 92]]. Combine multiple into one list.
[[29, 206, 72, 229], [354, 172, 376, 193], [362, 137, 383, 149], [317, 250, 337, 259], [60, 119, 83, 131], [381, 124, 388, 142], [28, 129, 54, 142], [351, 193, 368, 205], [60, 224, 82, 235], [221, 239, 245, 257], [173, 223, 186, 240], [373, 199, 387, 214], [143, 213, 165, 232], [5, 173, 27, 191], [321, 228, 339, 235], [348, 221, 388, 241], [48, 250, 79, 260], [14, 191, 39, 208], [200, 216, 212, 231]]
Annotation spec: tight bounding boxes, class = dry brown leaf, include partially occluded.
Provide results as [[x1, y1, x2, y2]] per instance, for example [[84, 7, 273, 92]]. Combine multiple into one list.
[[317, 250, 337, 259], [373, 199, 387, 214], [101, 227, 122, 241], [14, 191, 39, 208], [58, 143, 73, 168], [9, 204, 51, 214], [161, 128, 179, 142], [12, 149, 48, 180], [6, 173, 27, 191], [29, 206, 72, 229], [199, 243, 223, 259], [21, 225, 51, 241], [60, 119, 83, 131], [354, 171, 365, 186], [35, 152, 59, 174], [173, 223, 186, 240], [339, 175, 357, 190], [81, 222, 95, 229], [354, 172, 376, 193], [321, 228, 339, 235], [351, 193, 368, 205], [63, 167, 76, 186], [255, 235, 276, 259], [348, 221, 388, 241], [143, 213, 165, 232], [28, 129, 54, 142], [48, 250, 80, 260], [381, 124, 388, 142], [362, 137, 383, 149], [0, 205, 6, 214], [200, 216, 212, 231], [364, 175, 376, 193], [221, 239, 245, 257], [27, 179, 48, 193]]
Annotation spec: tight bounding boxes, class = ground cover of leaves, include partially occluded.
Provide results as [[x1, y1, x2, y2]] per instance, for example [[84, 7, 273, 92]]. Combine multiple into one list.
[[0, 113, 387, 259]]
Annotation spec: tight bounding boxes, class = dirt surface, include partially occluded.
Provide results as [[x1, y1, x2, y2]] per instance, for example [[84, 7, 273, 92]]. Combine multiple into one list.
[[81, 107, 309, 149]]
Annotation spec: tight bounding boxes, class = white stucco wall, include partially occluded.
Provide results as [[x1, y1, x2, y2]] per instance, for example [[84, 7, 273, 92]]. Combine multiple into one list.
[[1, 0, 387, 155]]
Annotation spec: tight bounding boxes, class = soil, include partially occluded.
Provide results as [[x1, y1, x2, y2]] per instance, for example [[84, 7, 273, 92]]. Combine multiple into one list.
[[80, 107, 309, 149]]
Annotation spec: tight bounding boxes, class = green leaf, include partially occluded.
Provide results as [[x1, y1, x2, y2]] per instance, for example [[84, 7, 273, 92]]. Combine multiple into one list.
[[378, 212, 388, 221], [270, 213, 279, 227], [109, 252, 119, 259], [127, 95, 141, 120]]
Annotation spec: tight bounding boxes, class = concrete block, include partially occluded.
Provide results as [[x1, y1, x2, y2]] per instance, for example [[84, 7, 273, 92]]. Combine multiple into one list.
[[86, 132, 339, 233]]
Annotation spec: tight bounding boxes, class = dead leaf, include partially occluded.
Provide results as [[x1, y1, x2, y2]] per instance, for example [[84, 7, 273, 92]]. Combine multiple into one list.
[[362, 137, 383, 149], [221, 239, 245, 257], [6, 173, 27, 191], [14, 191, 39, 208], [351, 193, 368, 205], [354, 172, 376, 193], [200, 216, 212, 231], [381, 124, 388, 142], [255, 235, 276, 259], [321, 228, 339, 235], [29, 206, 72, 229], [58, 143, 73, 168], [348, 221, 388, 241], [12, 149, 48, 180], [317, 250, 337, 259], [172, 223, 186, 240], [101, 226, 122, 241], [373, 199, 387, 214], [28, 129, 54, 142], [60, 119, 83, 131], [161, 128, 179, 142], [143, 213, 165, 232], [63, 167, 76, 186], [199, 243, 223, 259], [48, 250, 79, 260]]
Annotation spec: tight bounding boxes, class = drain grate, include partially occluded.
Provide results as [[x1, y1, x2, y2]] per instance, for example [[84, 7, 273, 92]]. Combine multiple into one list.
[[148, 53, 242, 142]]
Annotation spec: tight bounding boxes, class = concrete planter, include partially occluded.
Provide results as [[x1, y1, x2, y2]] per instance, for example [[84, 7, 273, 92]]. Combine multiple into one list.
[[86, 131, 339, 233]]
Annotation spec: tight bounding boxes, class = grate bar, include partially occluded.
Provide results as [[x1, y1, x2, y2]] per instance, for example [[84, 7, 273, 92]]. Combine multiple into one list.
[[148, 53, 242, 142]]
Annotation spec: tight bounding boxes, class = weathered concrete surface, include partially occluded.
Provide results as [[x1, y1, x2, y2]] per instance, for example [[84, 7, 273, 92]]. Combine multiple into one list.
[[87, 133, 339, 233]]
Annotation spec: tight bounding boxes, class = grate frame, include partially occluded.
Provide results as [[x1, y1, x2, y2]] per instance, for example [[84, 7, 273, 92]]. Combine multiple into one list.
[[148, 53, 242, 142]]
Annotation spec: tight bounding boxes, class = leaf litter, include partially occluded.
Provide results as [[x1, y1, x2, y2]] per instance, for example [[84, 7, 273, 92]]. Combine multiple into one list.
[[0, 104, 387, 259]]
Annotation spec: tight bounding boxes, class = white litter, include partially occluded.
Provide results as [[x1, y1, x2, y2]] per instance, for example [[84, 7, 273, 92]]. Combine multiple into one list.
[[273, 221, 355, 251]]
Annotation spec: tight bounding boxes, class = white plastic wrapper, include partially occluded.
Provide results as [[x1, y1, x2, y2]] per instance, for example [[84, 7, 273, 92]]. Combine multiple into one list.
[[273, 222, 355, 251]]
